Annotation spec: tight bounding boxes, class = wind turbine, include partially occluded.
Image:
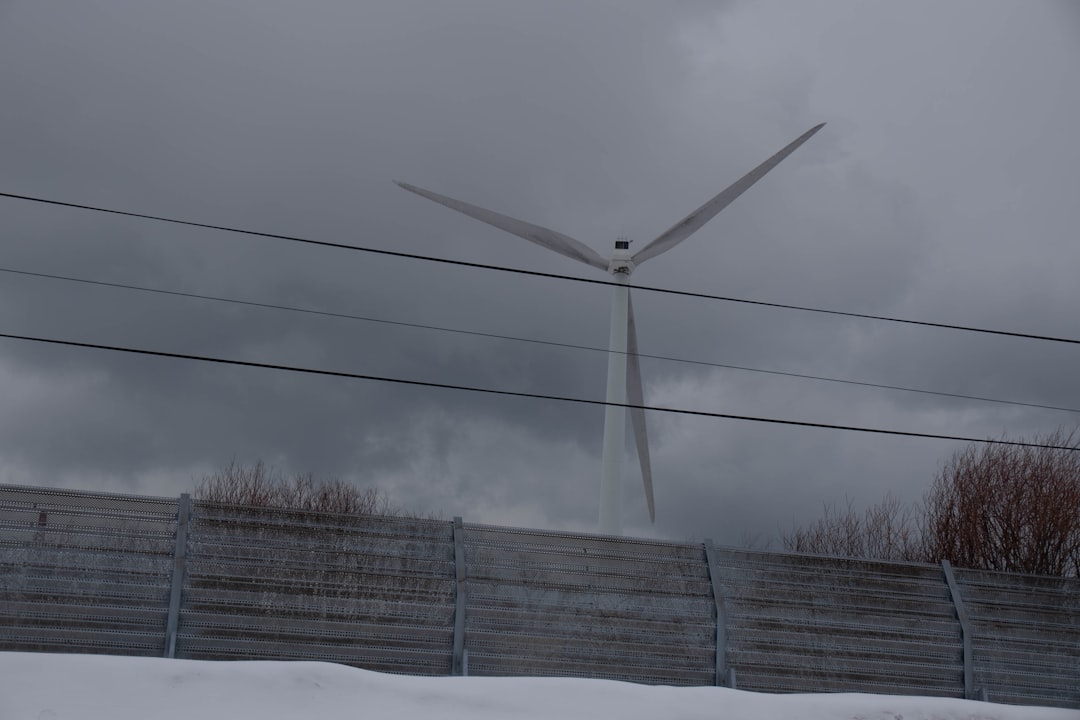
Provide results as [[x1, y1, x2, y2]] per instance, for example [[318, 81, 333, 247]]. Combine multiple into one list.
[[397, 123, 824, 535]]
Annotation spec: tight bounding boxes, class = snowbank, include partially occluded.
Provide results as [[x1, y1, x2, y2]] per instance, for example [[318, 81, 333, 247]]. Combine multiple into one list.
[[0, 652, 1075, 720]]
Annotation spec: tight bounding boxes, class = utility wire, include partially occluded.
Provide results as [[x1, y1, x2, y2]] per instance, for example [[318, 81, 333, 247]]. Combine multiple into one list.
[[4, 265, 1078, 416], [3, 191, 1079, 346], [1, 330, 1077, 451]]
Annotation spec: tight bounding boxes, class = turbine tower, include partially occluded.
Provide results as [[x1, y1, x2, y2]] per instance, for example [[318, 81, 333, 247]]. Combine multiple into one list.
[[397, 123, 824, 535]]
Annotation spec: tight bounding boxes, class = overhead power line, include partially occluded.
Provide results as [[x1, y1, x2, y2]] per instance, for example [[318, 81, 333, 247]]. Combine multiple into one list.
[[1, 330, 1076, 451], [4, 265, 1078, 416], [2, 191, 1079, 346]]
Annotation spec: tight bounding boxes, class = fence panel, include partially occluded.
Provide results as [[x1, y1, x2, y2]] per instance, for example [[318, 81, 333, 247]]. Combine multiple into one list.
[[709, 548, 964, 696], [175, 502, 456, 674], [0, 485, 176, 656], [956, 568, 1080, 708], [462, 524, 716, 685]]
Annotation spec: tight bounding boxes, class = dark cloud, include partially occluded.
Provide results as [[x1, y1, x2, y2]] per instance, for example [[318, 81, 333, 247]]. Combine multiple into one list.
[[1, 1, 1078, 545]]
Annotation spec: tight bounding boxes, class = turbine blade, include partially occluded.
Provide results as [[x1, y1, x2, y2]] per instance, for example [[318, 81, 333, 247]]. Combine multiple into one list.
[[632, 123, 825, 266], [395, 181, 609, 271], [626, 291, 655, 523]]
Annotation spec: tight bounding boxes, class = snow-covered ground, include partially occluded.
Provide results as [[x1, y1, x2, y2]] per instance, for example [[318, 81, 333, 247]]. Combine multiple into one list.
[[2, 652, 1076, 720]]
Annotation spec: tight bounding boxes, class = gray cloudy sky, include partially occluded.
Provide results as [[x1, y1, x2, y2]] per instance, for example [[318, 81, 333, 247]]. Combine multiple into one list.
[[1, 1, 1078, 544]]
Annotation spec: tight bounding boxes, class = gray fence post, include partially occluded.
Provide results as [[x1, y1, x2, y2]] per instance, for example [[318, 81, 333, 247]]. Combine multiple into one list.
[[703, 540, 731, 687], [941, 559, 975, 700], [452, 517, 468, 676], [164, 493, 192, 659]]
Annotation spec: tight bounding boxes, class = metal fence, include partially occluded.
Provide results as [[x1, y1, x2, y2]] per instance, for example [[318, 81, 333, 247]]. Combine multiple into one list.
[[0, 483, 1076, 708]]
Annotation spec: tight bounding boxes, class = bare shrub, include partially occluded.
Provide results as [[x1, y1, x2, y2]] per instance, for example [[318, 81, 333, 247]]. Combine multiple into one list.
[[783, 494, 925, 562], [781, 427, 1080, 576], [924, 428, 1080, 576], [195, 460, 405, 517]]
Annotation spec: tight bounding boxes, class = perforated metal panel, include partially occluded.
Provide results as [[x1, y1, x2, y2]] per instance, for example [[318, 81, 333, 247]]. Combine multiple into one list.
[[956, 568, 1080, 708], [0, 485, 176, 656], [708, 548, 963, 695], [462, 524, 715, 685], [175, 502, 456, 674]]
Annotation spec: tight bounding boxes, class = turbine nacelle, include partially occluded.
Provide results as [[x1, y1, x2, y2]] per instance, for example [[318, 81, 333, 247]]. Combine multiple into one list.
[[608, 238, 635, 276]]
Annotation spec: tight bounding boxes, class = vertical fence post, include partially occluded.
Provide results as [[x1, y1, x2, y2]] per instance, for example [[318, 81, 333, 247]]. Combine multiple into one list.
[[941, 559, 975, 699], [164, 493, 191, 659], [452, 517, 468, 676], [703, 540, 731, 687]]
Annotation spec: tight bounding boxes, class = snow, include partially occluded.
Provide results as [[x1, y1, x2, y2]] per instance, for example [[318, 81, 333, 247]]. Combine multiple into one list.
[[1, 652, 1076, 720]]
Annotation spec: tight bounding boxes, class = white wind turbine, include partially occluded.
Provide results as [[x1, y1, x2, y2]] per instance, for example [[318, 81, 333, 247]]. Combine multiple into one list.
[[397, 123, 824, 535]]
